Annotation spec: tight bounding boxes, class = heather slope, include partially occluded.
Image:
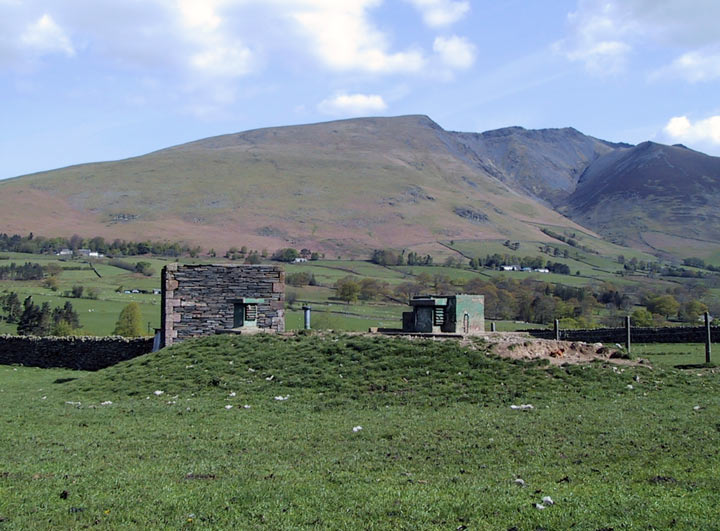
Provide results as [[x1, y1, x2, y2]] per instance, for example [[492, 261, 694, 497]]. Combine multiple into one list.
[[566, 142, 720, 252], [0, 115, 591, 256]]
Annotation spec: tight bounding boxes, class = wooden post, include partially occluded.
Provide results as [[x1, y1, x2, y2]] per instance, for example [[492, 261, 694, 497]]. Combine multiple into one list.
[[554, 319, 560, 341], [625, 316, 631, 354], [490, 322, 496, 332], [705, 311, 711, 364]]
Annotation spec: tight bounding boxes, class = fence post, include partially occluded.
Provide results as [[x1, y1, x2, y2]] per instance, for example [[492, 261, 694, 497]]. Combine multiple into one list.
[[554, 319, 560, 341], [705, 311, 711, 364], [625, 316, 631, 354], [490, 322, 496, 332], [303, 306, 311, 330]]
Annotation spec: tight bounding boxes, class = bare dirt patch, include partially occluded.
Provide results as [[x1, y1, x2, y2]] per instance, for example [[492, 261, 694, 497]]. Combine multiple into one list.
[[474, 333, 645, 366]]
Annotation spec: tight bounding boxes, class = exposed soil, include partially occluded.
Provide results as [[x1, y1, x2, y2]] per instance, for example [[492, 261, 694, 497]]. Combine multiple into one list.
[[478, 332, 645, 366]]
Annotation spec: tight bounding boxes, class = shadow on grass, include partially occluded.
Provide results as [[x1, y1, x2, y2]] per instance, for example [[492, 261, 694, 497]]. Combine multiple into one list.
[[53, 377, 78, 384], [674, 363, 717, 370]]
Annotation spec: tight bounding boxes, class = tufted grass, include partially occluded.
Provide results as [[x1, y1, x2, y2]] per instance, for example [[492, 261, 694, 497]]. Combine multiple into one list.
[[1, 334, 719, 529]]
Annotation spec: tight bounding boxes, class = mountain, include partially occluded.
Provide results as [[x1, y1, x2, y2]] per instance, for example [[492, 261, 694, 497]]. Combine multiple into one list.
[[451, 126, 629, 205], [565, 141, 720, 253], [2, 115, 718, 260], [0, 115, 589, 257]]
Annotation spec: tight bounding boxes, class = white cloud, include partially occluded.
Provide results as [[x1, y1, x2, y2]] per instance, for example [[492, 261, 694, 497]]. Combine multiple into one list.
[[433, 35, 475, 69], [177, 0, 222, 31], [664, 115, 720, 145], [318, 93, 387, 115], [190, 44, 253, 78], [555, 1, 633, 75], [558, 0, 720, 78], [406, 0, 470, 27], [20, 13, 74, 57], [656, 46, 720, 82], [290, 1, 425, 73]]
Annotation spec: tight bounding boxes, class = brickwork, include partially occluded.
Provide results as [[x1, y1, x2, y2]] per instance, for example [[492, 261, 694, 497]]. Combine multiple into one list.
[[161, 263, 284, 347], [0, 335, 153, 370]]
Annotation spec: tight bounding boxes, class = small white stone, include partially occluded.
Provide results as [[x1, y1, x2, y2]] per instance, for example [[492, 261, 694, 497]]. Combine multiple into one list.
[[626, 384, 634, 390], [154, 390, 164, 396], [243, 404, 251, 409], [693, 405, 701, 411], [229, 392, 236, 397], [514, 478, 525, 487], [100, 401, 113, 406], [224, 404, 233, 410], [352, 426, 363, 432], [542, 496, 554, 505], [510, 404, 534, 410], [535, 503, 545, 510]]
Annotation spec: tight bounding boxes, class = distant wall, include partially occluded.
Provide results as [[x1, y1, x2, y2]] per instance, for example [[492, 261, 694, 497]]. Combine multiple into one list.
[[523, 326, 720, 344], [162, 263, 284, 347], [0, 335, 154, 370]]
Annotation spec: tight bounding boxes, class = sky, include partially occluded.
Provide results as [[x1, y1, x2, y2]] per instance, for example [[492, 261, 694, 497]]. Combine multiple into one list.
[[1, 0, 720, 180]]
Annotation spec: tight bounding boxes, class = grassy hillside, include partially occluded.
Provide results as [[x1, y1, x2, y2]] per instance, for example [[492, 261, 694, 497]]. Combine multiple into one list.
[[1, 334, 719, 528], [0, 116, 596, 257]]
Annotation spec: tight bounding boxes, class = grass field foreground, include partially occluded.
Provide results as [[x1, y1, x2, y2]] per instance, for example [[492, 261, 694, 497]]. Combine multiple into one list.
[[1, 334, 720, 529]]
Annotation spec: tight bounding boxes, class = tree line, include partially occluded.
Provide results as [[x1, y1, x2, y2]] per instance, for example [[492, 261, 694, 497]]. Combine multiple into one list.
[[0, 293, 81, 336], [326, 272, 712, 328], [0, 232, 198, 257]]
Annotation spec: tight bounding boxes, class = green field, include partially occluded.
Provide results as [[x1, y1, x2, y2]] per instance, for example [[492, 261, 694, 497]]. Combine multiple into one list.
[[1, 334, 719, 529], [0, 243, 715, 337]]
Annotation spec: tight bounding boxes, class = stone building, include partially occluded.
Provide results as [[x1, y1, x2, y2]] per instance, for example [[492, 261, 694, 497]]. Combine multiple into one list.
[[161, 263, 284, 347]]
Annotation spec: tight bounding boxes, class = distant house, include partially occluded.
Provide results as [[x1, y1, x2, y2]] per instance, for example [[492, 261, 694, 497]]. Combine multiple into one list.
[[57, 249, 72, 256], [293, 257, 308, 263], [502, 265, 520, 271], [534, 268, 550, 273], [521, 267, 532, 272], [88, 251, 104, 258], [77, 249, 92, 256]]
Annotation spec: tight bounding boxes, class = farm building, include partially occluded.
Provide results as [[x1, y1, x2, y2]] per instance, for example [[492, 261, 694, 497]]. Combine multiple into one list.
[[161, 263, 285, 347]]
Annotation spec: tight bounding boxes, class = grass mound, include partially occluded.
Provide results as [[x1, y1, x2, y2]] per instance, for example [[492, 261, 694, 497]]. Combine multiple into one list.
[[3, 337, 719, 528], [68, 333, 642, 407]]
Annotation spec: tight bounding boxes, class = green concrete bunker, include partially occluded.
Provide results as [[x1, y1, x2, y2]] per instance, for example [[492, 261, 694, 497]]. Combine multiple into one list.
[[373, 294, 485, 336]]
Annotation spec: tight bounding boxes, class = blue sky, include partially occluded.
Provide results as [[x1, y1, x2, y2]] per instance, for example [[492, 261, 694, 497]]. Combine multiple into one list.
[[1, 0, 719, 180]]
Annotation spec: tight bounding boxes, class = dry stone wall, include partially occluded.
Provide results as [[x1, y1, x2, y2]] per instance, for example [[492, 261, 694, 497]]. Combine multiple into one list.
[[0, 335, 154, 370], [162, 263, 284, 347], [524, 326, 720, 343]]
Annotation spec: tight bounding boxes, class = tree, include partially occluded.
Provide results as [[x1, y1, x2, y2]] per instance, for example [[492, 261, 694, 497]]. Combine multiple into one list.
[[53, 301, 80, 330], [678, 300, 708, 323], [17, 297, 52, 336], [394, 282, 423, 304], [135, 261, 154, 276], [335, 276, 360, 304], [359, 278, 387, 300], [646, 294, 680, 319], [630, 308, 654, 327], [272, 248, 299, 262], [113, 302, 144, 337], [1, 292, 22, 323], [244, 251, 261, 264], [43, 276, 60, 291], [51, 320, 78, 336]]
